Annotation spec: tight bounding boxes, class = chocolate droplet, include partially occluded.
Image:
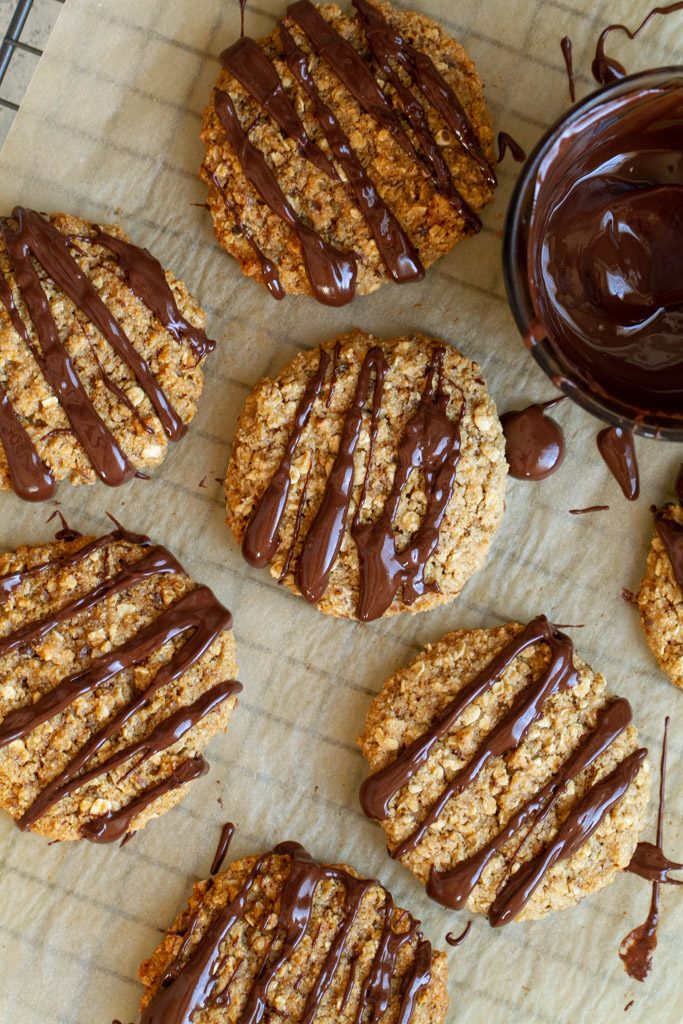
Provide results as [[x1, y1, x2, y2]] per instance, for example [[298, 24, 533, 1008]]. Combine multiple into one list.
[[501, 399, 565, 481], [596, 426, 639, 501]]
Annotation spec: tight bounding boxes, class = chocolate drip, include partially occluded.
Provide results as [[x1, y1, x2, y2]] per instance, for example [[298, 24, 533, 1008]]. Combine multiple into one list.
[[654, 506, 683, 593], [569, 505, 609, 515], [82, 756, 209, 844], [350, 0, 481, 229], [427, 697, 633, 912], [496, 132, 526, 164], [0, 527, 237, 839], [89, 229, 215, 362], [597, 427, 639, 501], [627, 842, 683, 884], [501, 398, 565, 481], [47, 509, 82, 542], [141, 841, 432, 1024], [296, 346, 385, 606], [489, 747, 647, 927], [352, 0, 495, 189], [0, 208, 206, 497], [592, 3, 683, 84], [280, 23, 424, 284], [208, 171, 285, 300], [242, 347, 331, 567], [676, 463, 683, 504], [210, 822, 236, 875], [0, 382, 55, 501], [620, 717, 675, 981], [560, 36, 575, 102], [445, 921, 471, 947], [220, 37, 336, 180], [213, 88, 357, 306], [240, 0, 247, 37]]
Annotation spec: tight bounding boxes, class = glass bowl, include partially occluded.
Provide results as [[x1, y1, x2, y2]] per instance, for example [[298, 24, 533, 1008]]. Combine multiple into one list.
[[502, 67, 683, 441]]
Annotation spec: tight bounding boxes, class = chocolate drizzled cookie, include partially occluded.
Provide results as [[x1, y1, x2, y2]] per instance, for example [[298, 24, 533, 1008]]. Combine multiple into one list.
[[638, 503, 683, 689], [358, 617, 650, 923], [138, 841, 448, 1024], [225, 330, 506, 620], [0, 524, 240, 842], [0, 208, 214, 500], [201, 0, 496, 304]]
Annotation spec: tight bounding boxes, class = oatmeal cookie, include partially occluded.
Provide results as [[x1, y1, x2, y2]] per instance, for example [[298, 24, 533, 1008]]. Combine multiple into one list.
[[201, 0, 496, 304], [138, 841, 448, 1024], [0, 207, 214, 500], [0, 523, 240, 843], [225, 330, 507, 621], [358, 617, 650, 923], [638, 503, 683, 690]]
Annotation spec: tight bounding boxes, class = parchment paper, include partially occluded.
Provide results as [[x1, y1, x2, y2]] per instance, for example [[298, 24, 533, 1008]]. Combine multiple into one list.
[[0, 1, 680, 1022]]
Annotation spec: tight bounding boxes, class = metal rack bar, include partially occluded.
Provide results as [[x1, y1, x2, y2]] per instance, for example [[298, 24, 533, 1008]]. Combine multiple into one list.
[[0, 0, 64, 112]]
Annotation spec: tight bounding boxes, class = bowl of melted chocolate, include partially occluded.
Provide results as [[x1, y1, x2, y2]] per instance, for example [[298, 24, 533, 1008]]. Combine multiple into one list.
[[504, 68, 683, 439]]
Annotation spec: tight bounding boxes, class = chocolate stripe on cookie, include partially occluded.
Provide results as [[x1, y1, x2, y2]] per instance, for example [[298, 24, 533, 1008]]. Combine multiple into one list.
[[140, 842, 432, 1024], [352, 0, 496, 189], [360, 616, 648, 923], [213, 88, 357, 306], [654, 506, 683, 590], [0, 528, 238, 840], [220, 36, 337, 181], [0, 208, 212, 493], [280, 23, 425, 284], [244, 343, 463, 620]]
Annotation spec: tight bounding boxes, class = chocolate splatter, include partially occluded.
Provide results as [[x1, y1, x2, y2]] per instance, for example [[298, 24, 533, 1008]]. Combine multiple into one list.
[[597, 428, 639, 501], [560, 36, 576, 102], [496, 131, 526, 164], [501, 398, 565, 481], [592, 3, 683, 84], [445, 921, 471, 947], [569, 505, 609, 515]]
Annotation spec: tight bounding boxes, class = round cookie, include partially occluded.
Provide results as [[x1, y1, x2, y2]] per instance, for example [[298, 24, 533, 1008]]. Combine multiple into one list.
[[0, 523, 240, 843], [358, 617, 650, 924], [200, 0, 496, 304], [139, 841, 448, 1024], [225, 330, 507, 621], [638, 503, 683, 690], [0, 207, 214, 500]]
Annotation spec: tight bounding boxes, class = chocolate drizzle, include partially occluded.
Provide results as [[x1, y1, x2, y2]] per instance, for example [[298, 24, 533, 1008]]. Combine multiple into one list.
[[140, 841, 433, 1024], [653, 505, 683, 590], [0, 526, 240, 842], [213, 88, 357, 306], [496, 132, 526, 165], [592, 3, 683, 85], [620, 717, 680, 981], [445, 921, 471, 947], [243, 343, 463, 620], [359, 616, 649, 924], [0, 208, 213, 499], [210, 0, 494, 301], [560, 36, 576, 102], [501, 398, 565, 481], [210, 821, 237, 875], [597, 427, 639, 501]]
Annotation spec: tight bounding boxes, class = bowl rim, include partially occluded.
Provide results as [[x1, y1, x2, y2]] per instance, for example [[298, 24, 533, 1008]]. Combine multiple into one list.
[[502, 65, 683, 441]]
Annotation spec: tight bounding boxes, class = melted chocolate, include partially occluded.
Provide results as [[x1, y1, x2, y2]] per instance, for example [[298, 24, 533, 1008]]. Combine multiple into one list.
[[592, 4, 683, 85], [279, 24, 424, 284], [140, 841, 433, 1024], [597, 427, 639, 501], [445, 921, 471, 947], [244, 345, 463, 620], [501, 398, 565, 481], [240, 0, 247, 37], [46, 509, 82, 542], [0, 208, 213, 499], [560, 36, 576, 102], [360, 617, 648, 924], [676, 463, 683, 504], [496, 132, 526, 164], [526, 82, 683, 419], [654, 506, 683, 590], [210, 821, 236, 875], [569, 505, 609, 515], [0, 526, 239, 842], [619, 717, 676, 981], [213, 88, 357, 306]]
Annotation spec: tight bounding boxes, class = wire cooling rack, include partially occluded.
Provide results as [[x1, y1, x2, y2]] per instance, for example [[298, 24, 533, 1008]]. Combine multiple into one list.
[[0, 0, 63, 116]]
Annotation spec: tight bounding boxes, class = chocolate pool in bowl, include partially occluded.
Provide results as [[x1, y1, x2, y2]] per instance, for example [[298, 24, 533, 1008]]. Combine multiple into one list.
[[503, 69, 683, 441]]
